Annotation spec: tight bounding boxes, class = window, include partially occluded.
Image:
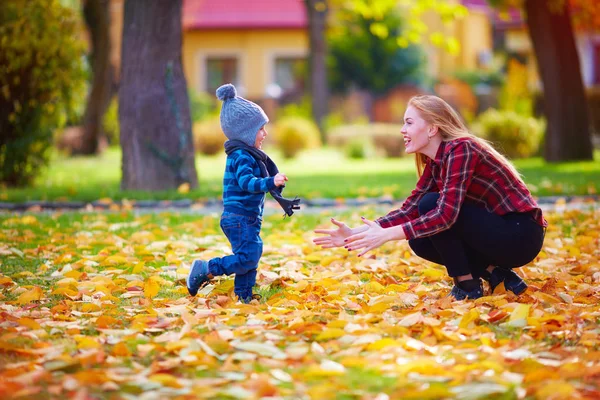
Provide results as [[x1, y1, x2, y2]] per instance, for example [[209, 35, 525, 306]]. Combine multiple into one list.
[[274, 57, 306, 98], [206, 57, 238, 94]]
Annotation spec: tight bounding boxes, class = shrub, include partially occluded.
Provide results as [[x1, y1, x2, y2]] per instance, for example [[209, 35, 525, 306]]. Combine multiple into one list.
[[0, 0, 86, 186], [345, 137, 376, 159], [328, 123, 404, 158], [473, 109, 545, 159], [272, 116, 321, 159], [189, 89, 217, 123], [193, 117, 225, 156]]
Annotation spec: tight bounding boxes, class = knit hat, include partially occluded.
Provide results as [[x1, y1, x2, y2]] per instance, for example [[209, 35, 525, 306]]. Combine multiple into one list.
[[216, 84, 269, 147]]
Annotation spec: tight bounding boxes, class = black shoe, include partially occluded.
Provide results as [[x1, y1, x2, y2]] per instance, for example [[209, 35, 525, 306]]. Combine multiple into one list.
[[489, 267, 528, 295], [449, 281, 484, 300]]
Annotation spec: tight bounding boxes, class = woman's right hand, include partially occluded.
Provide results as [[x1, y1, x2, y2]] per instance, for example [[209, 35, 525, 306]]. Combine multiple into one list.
[[313, 218, 353, 248]]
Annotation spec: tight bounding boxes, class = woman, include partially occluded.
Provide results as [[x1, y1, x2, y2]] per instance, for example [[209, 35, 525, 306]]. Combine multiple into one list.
[[313, 95, 547, 300]]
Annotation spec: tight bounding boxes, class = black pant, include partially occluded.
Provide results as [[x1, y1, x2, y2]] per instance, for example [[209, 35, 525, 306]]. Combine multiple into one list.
[[408, 193, 545, 278]]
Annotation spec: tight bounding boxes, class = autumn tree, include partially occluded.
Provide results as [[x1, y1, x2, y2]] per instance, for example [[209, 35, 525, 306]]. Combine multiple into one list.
[[73, 0, 116, 155], [119, 0, 198, 191], [489, 0, 593, 161], [304, 0, 329, 140], [526, 0, 593, 161]]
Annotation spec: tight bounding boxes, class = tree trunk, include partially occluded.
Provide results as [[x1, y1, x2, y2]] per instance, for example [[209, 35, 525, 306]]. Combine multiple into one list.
[[524, 0, 593, 161], [119, 0, 198, 190], [75, 0, 114, 155], [305, 0, 329, 142]]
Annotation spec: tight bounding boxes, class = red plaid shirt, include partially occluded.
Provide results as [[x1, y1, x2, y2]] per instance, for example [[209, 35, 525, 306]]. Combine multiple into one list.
[[376, 138, 547, 240]]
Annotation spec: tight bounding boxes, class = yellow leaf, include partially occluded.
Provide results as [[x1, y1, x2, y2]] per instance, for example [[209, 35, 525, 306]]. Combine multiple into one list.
[[150, 373, 183, 388], [315, 328, 346, 341], [51, 287, 79, 297], [535, 380, 575, 399], [21, 215, 38, 225], [364, 281, 386, 294], [18, 317, 41, 330], [102, 255, 128, 266], [144, 276, 161, 298], [81, 303, 101, 313], [16, 286, 43, 305], [0, 276, 15, 287], [96, 315, 119, 329], [320, 256, 339, 267], [459, 309, 480, 330], [76, 337, 100, 350], [504, 304, 531, 328], [366, 338, 401, 351], [177, 183, 190, 194]]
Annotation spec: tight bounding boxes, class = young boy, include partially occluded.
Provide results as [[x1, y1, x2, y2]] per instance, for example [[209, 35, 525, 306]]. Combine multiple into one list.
[[186, 83, 299, 303]]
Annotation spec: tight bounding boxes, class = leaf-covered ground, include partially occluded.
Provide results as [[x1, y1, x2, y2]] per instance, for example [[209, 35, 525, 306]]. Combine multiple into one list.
[[1, 206, 599, 399]]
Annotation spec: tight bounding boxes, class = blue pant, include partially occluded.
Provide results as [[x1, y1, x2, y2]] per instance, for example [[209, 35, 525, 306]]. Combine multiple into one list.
[[408, 193, 545, 278], [207, 211, 263, 302]]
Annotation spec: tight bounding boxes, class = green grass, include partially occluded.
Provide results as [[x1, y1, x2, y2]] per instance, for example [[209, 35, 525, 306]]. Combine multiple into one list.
[[2, 147, 599, 203]]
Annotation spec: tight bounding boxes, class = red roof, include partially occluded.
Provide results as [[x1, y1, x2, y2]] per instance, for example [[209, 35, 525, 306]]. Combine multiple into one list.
[[183, 0, 307, 30]]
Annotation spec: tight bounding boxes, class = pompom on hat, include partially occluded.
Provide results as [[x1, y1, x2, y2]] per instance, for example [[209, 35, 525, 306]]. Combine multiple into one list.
[[216, 83, 269, 147]]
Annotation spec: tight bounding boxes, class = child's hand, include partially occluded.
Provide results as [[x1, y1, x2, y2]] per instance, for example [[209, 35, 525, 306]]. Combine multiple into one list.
[[274, 173, 288, 187]]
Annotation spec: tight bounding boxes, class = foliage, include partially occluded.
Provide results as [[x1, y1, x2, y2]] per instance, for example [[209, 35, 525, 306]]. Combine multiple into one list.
[[0, 207, 599, 398], [0, 0, 86, 187], [189, 89, 217, 123], [103, 97, 119, 146], [272, 116, 321, 159], [328, 124, 405, 158], [474, 109, 546, 159], [192, 117, 225, 156], [498, 58, 534, 117], [328, 3, 427, 94], [344, 136, 376, 159], [276, 96, 313, 120], [453, 68, 505, 91]]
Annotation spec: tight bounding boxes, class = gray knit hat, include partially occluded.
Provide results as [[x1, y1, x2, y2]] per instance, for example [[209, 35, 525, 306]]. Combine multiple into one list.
[[216, 84, 269, 147]]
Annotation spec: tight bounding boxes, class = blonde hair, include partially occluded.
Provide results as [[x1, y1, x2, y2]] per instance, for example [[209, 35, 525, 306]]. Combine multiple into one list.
[[408, 95, 522, 180]]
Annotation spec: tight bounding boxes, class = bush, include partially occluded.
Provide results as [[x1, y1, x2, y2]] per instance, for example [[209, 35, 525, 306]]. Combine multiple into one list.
[[344, 137, 376, 159], [193, 117, 225, 156], [189, 90, 217, 123], [328, 123, 404, 158], [473, 109, 545, 159], [0, 0, 86, 186], [272, 116, 321, 158], [103, 98, 119, 146]]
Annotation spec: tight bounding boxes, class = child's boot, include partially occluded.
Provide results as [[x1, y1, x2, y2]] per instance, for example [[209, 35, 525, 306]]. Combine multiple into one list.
[[187, 260, 211, 296]]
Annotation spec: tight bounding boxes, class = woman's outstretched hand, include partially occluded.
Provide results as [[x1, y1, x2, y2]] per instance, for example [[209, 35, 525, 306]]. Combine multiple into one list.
[[344, 217, 390, 257], [313, 218, 353, 248]]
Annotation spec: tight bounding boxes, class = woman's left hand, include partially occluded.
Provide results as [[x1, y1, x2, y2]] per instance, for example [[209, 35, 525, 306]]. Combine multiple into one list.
[[344, 217, 390, 257]]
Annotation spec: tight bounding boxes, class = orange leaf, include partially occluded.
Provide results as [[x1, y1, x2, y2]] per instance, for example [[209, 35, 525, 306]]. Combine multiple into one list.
[[15, 286, 43, 305], [112, 342, 131, 357]]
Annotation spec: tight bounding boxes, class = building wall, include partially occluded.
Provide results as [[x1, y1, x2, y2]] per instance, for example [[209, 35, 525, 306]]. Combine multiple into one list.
[[183, 29, 308, 99], [422, 8, 492, 80]]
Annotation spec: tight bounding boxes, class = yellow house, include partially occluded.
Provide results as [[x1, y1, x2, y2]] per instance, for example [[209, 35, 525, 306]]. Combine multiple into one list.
[[182, 0, 308, 101], [423, 0, 494, 79], [109, 0, 494, 101]]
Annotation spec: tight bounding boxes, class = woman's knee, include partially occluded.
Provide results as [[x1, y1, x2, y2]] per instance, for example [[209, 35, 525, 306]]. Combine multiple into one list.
[[418, 192, 440, 216]]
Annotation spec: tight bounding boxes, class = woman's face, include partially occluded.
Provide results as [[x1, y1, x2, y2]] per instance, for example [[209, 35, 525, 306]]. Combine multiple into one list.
[[254, 126, 268, 149], [402, 105, 432, 154]]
